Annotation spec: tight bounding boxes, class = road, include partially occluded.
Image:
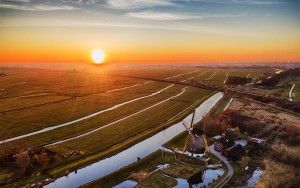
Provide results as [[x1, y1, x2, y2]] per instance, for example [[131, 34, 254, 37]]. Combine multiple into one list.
[[209, 145, 234, 188]]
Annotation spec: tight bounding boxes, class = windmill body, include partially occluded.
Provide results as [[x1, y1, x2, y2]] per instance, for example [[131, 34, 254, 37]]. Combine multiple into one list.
[[183, 110, 209, 156]]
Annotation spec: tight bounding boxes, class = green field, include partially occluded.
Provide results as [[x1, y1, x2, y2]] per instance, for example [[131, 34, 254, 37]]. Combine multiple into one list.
[[292, 83, 300, 102], [0, 65, 275, 187]]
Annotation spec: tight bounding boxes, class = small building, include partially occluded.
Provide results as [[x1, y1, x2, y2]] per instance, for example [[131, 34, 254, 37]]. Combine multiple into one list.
[[213, 135, 234, 152], [248, 137, 267, 148], [225, 127, 241, 140], [223, 144, 246, 161]]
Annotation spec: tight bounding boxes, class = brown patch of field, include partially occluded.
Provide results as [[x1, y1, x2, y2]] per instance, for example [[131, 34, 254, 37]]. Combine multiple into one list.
[[228, 99, 299, 128]]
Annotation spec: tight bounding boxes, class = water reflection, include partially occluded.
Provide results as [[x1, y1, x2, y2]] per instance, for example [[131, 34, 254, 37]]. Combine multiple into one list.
[[174, 168, 224, 188], [245, 168, 263, 188], [113, 180, 137, 188]]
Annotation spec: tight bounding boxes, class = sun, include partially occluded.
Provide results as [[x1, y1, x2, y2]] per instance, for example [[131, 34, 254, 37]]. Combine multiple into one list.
[[91, 49, 105, 64]]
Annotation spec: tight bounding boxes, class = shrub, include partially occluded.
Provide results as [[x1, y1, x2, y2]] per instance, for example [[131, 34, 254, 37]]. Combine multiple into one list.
[[271, 143, 300, 167], [196, 116, 230, 137], [259, 159, 300, 188]]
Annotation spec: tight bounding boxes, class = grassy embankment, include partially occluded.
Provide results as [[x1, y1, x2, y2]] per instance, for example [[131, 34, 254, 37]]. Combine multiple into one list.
[[136, 172, 177, 188]]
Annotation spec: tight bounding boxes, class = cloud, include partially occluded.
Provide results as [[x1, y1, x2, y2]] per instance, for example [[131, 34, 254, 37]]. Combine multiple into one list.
[[1, 0, 30, 2], [62, 0, 98, 6], [0, 1, 79, 11], [189, 0, 284, 5], [127, 10, 247, 21], [106, 0, 176, 9], [128, 11, 195, 21], [233, 0, 284, 4]]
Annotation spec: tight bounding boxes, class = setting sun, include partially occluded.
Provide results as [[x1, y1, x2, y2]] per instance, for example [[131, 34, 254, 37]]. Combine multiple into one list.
[[91, 49, 105, 64]]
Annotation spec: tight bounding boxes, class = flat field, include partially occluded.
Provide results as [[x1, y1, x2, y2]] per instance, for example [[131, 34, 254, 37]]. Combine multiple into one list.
[[0, 64, 274, 186]]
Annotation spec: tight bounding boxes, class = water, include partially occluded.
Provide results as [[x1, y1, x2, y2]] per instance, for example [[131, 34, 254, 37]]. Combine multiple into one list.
[[44, 92, 223, 188], [174, 168, 224, 188], [235, 139, 247, 147], [113, 180, 137, 188], [244, 168, 263, 188]]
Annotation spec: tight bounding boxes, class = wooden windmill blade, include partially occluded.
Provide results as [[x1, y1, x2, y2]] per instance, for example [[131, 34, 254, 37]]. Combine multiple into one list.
[[183, 132, 192, 152], [190, 110, 196, 130], [201, 134, 209, 153], [183, 121, 190, 131]]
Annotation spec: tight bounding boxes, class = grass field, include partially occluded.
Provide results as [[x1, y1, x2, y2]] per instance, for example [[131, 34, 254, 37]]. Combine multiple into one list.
[[0, 64, 276, 187], [186, 67, 274, 86], [0, 67, 205, 140], [292, 83, 300, 102], [0, 83, 176, 140]]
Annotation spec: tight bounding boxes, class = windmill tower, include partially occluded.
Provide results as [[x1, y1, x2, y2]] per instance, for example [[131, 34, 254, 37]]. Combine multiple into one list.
[[183, 110, 209, 156]]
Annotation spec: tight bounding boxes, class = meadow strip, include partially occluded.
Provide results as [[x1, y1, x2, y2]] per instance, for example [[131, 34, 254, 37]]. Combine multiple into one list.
[[0, 84, 174, 145]]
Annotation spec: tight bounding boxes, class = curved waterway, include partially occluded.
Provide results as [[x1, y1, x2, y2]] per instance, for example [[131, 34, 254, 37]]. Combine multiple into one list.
[[44, 92, 224, 188]]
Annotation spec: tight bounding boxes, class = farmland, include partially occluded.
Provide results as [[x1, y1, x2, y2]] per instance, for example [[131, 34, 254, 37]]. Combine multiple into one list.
[[0, 64, 277, 187]]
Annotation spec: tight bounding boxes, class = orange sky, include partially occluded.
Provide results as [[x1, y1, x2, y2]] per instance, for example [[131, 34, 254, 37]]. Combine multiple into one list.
[[0, 0, 299, 64]]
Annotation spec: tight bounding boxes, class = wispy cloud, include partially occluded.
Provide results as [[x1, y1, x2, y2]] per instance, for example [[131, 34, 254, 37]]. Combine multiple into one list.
[[128, 10, 247, 21], [106, 0, 176, 9], [0, 4, 78, 11], [233, 0, 284, 4], [193, 0, 284, 5], [62, 0, 98, 6], [128, 11, 195, 21], [0, 0, 79, 11], [1, 0, 30, 2], [0, 3, 78, 11]]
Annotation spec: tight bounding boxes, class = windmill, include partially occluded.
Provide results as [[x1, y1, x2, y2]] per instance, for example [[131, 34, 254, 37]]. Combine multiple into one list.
[[183, 110, 209, 156]]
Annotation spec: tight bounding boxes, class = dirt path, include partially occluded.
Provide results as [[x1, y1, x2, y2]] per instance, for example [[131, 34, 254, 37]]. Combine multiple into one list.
[[223, 73, 229, 84], [165, 70, 199, 79], [206, 72, 217, 81]]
